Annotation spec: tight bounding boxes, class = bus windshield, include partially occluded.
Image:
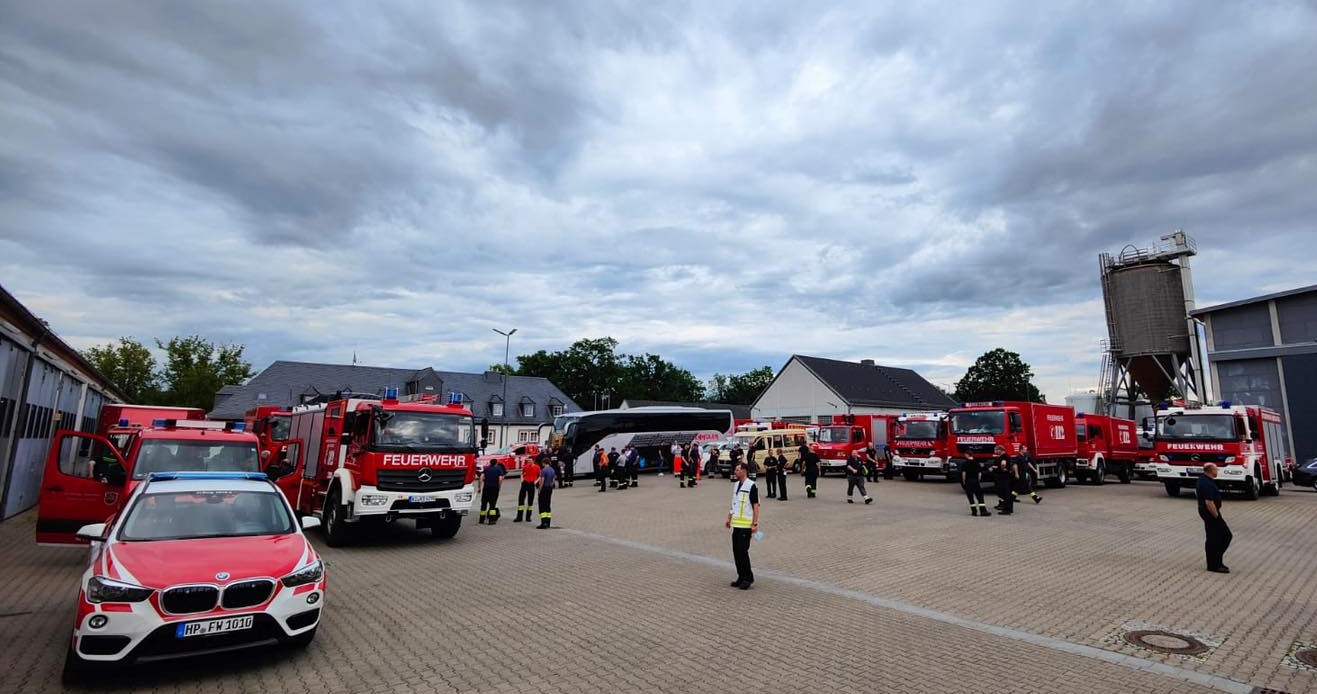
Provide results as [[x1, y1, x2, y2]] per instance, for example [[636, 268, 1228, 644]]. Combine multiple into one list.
[[951, 411, 1005, 435], [374, 412, 475, 450], [897, 421, 939, 439], [1157, 415, 1237, 441]]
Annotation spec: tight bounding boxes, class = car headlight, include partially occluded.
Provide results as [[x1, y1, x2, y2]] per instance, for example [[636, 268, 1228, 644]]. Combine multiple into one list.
[[455, 492, 472, 503], [87, 576, 153, 603], [281, 560, 324, 588], [1157, 455, 1169, 462], [1223, 456, 1236, 464]]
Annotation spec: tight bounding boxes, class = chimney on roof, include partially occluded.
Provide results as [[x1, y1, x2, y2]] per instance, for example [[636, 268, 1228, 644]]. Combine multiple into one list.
[[861, 359, 876, 366]]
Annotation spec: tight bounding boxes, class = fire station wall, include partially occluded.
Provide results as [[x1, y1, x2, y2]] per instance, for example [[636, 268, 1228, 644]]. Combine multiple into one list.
[[1277, 292, 1317, 345], [1281, 353, 1317, 462], [1210, 304, 1275, 350], [1215, 358, 1283, 411]]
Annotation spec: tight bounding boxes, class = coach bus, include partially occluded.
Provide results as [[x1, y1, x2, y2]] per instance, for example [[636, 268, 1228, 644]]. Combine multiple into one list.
[[544, 407, 735, 478]]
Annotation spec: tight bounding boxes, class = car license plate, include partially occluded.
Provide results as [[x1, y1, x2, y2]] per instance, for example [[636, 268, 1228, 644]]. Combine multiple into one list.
[[408, 495, 433, 503], [176, 615, 254, 638], [1185, 466, 1202, 475]]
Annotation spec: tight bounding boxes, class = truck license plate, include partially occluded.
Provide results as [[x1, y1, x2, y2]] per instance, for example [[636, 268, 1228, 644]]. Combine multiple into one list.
[[176, 615, 254, 638], [1184, 466, 1202, 475], [408, 495, 432, 503]]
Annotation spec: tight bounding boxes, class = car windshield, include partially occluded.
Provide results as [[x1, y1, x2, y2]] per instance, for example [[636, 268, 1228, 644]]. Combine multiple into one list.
[[817, 426, 851, 444], [1157, 415, 1236, 441], [898, 421, 939, 439], [374, 412, 474, 449], [119, 490, 294, 541], [269, 416, 291, 441], [951, 411, 1005, 435], [132, 441, 260, 479]]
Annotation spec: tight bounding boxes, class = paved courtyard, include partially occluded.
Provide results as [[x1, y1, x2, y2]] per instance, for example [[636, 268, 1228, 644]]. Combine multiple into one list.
[[2, 473, 1316, 693]]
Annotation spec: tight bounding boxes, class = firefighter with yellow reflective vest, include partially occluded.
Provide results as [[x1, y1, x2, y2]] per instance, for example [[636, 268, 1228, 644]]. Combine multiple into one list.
[[725, 462, 760, 590]]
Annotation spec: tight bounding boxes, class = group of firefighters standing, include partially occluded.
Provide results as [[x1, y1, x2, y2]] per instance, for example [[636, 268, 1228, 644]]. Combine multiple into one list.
[[476, 446, 575, 528], [960, 444, 1043, 516]]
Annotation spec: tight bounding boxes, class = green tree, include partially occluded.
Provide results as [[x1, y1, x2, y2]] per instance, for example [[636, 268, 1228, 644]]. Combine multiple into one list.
[[706, 366, 775, 405], [515, 337, 624, 409], [156, 336, 255, 411], [83, 337, 160, 403], [617, 353, 704, 402], [954, 348, 1045, 403], [486, 363, 516, 375]]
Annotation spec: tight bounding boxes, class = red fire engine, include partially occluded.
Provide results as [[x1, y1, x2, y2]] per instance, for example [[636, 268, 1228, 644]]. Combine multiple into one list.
[[1073, 413, 1140, 484], [36, 416, 260, 544], [244, 405, 292, 473], [890, 412, 952, 481], [280, 390, 483, 545], [947, 401, 1078, 486], [1150, 401, 1291, 499], [812, 414, 895, 475], [96, 404, 205, 437]]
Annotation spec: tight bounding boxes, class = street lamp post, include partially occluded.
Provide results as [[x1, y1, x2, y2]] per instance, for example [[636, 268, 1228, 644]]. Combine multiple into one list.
[[493, 327, 517, 448]]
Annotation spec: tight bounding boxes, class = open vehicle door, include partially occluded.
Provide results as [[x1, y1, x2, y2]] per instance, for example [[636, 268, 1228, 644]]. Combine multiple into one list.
[[264, 438, 304, 508], [36, 431, 128, 545]]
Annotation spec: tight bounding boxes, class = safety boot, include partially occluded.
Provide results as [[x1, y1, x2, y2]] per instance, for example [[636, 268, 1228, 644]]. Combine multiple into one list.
[[513, 511, 524, 523]]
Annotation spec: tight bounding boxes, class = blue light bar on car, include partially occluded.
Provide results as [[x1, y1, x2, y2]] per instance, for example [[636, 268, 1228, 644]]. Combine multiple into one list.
[[228, 422, 246, 432], [147, 472, 269, 481]]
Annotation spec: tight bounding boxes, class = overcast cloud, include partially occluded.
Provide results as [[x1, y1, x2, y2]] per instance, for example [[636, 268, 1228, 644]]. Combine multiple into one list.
[[2, 1, 1315, 403]]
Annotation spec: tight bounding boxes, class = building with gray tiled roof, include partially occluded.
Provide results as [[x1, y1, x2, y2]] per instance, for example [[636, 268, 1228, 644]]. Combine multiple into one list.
[[752, 355, 957, 422], [211, 360, 580, 450]]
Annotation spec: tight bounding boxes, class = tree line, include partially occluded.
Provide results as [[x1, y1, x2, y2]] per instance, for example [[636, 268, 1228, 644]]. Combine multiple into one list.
[[84, 336, 255, 411]]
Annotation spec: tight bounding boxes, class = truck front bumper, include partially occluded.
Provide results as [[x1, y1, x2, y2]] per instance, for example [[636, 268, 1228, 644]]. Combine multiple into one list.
[[350, 484, 476, 519], [892, 456, 948, 472]]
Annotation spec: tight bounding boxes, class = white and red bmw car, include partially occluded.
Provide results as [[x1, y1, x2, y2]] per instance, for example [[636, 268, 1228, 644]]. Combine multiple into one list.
[[63, 472, 326, 680]]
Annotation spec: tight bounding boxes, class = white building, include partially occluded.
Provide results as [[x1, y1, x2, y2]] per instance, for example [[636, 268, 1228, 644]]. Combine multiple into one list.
[[751, 355, 957, 423]]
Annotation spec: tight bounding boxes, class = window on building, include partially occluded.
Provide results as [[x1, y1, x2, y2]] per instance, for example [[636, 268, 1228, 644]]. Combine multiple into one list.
[[521, 402, 534, 418], [491, 402, 504, 417], [517, 429, 538, 443], [551, 404, 564, 417]]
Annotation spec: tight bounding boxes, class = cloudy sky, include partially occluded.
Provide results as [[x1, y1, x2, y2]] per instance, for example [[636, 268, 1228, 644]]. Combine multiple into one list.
[[3, 1, 1315, 404]]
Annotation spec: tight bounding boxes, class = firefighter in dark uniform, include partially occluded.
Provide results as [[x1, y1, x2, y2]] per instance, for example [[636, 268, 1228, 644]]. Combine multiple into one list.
[[803, 447, 821, 498], [1013, 445, 1042, 504], [961, 455, 990, 516], [1197, 463, 1232, 572], [882, 442, 895, 480], [610, 447, 627, 490], [763, 447, 779, 498], [477, 457, 506, 524], [558, 444, 574, 487], [992, 446, 1015, 515], [628, 445, 640, 488], [773, 448, 789, 501], [536, 460, 556, 529]]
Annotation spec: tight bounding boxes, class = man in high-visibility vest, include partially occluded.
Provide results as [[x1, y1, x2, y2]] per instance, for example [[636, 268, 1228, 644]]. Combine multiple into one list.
[[725, 462, 760, 590]]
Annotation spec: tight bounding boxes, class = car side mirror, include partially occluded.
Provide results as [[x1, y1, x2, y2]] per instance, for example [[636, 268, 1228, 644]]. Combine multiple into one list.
[[300, 516, 322, 531], [76, 523, 107, 543]]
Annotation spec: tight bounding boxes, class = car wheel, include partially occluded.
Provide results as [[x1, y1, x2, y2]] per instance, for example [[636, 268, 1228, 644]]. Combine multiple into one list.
[[431, 514, 461, 539], [288, 626, 318, 650], [322, 489, 349, 547], [62, 644, 94, 684], [1164, 481, 1180, 497]]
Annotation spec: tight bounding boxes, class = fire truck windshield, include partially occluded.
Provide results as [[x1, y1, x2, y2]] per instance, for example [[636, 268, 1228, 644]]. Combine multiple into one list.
[[1157, 414, 1236, 441], [132, 441, 261, 479], [898, 421, 939, 439], [951, 411, 1005, 435], [268, 416, 291, 442], [816, 426, 851, 444], [373, 412, 475, 450]]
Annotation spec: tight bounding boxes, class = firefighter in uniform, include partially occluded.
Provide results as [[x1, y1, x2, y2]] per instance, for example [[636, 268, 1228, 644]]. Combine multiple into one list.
[[803, 447, 821, 498], [536, 459, 556, 529], [478, 457, 506, 524], [992, 446, 1016, 515], [627, 445, 640, 488], [845, 451, 873, 504], [763, 447, 779, 498], [557, 444, 574, 487], [1197, 463, 1232, 573], [594, 446, 608, 493], [1013, 445, 1042, 504], [725, 462, 760, 589], [610, 447, 628, 490], [515, 455, 540, 523], [773, 448, 789, 501], [961, 455, 990, 516]]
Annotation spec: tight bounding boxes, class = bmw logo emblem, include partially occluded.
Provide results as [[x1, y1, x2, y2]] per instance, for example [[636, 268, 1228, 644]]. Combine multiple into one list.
[[215, 571, 230, 581]]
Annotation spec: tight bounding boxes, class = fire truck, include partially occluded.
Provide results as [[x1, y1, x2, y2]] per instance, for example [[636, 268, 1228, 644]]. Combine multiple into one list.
[[36, 417, 260, 544], [1149, 402, 1291, 499], [812, 414, 896, 475], [244, 405, 292, 471], [947, 401, 1077, 487], [281, 390, 483, 546], [97, 404, 205, 436], [890, 412, 952, 481], [1072, 413, 1140, 484]]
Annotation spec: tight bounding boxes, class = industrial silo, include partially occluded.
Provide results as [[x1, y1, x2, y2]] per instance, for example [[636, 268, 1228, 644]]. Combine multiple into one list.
[[1098, 231, 1209, 416]]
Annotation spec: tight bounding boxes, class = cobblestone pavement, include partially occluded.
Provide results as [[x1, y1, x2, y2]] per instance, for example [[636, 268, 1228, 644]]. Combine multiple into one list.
[[2, 472, 1314, 693]]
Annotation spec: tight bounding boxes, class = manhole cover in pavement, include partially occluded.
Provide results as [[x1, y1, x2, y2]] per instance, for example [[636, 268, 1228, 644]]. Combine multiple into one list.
[[1296, 648, 1317, 669], [1282, 641, 1317, 672], [1124, 629, 1210, 656]]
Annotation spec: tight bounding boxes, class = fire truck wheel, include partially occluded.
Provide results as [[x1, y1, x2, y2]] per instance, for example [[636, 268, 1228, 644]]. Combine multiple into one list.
[[1243, 469, 1261, 500], [431, 514, 462, 539], [902, 470, 918, 482], [1093, 462, 1106, 486], [288, 626, 318, 649], [322, 489, 349, 547], [1118, 466, 1132, 484], [1164, 482, 1181, 497]]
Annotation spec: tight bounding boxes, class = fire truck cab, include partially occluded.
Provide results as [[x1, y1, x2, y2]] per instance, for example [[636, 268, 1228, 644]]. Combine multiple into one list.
[[890, 412, 951, 481], [1073, 413, 1139, 484], [36, 418, 261, 544], [812, 414, 894, 475], [947, 401, 1078, 487], [244, 405, 293, 473], [1150, 402, 1291, 500], [283, 390, 483, 546]]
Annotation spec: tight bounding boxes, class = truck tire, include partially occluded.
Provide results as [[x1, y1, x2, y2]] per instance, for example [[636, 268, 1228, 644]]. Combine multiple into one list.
[[1117, 465, 1132, 484], [1045, 467, 1067, 488], [1164, 481, 1180, 497], [431, 514, 462, 539], [1093, 462, 1106, 486], [945, 472, 959, 483], [1263, 465, 1282, 496], [902, 470, 918, 482], [322, 488, 349, 547], [1243, 468, 1260, 500]]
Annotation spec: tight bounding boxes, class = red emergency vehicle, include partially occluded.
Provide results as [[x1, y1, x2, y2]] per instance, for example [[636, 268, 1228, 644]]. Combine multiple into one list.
[[890, 412, 952, 481], [947, 401, 1078, 487], [1150, 402, 1291, 499], [812, 414, 895, 475], [97, 404, 206, 436], [1073, 413, 1139, 484], [280, 390, 482, 545], [475, 442, 542, 476], [244, 405, 292, 472], [36, 418, 261, 544]]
